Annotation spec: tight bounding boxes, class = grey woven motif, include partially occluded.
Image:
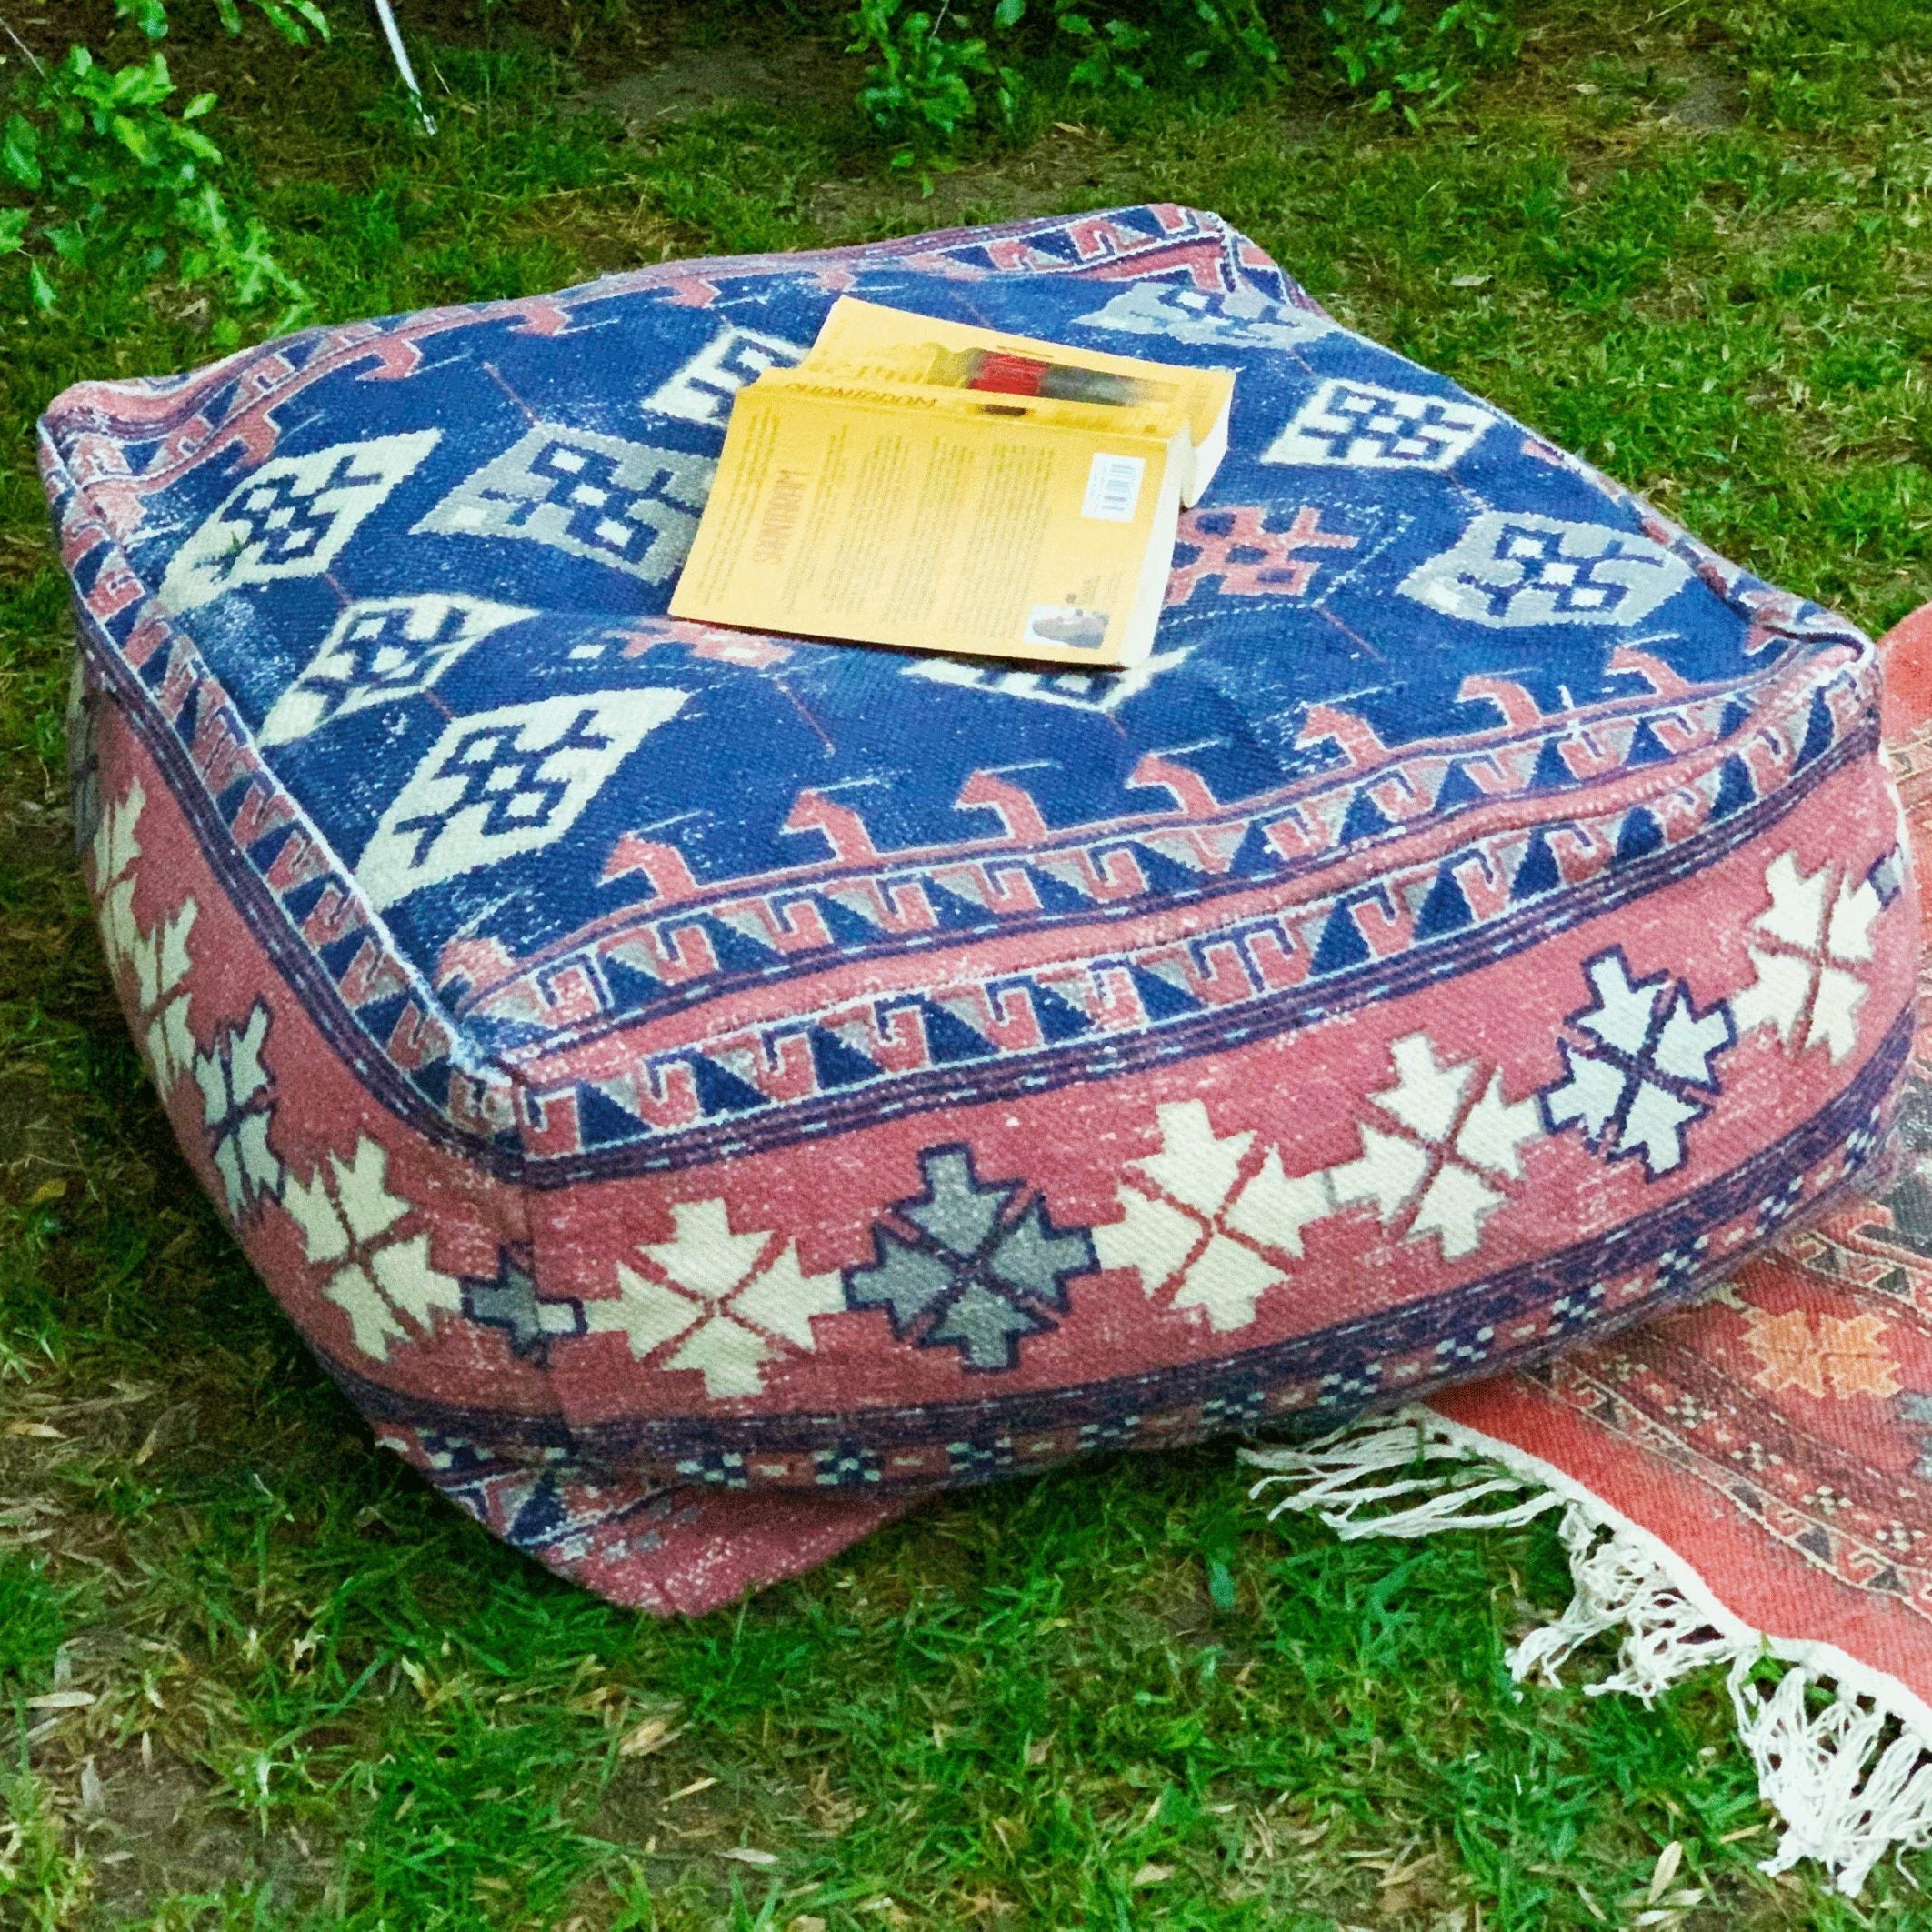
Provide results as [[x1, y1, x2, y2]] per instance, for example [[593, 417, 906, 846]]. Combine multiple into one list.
[[414, 424, 716, 583], [843, 1145, 1097, 1371], [460, 1244, 586, 1365]]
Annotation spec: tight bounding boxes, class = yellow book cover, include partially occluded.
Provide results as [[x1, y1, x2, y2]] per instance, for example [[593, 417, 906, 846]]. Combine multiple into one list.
[[668, 368, 1189, 668], [806, 296, 1235, 506]]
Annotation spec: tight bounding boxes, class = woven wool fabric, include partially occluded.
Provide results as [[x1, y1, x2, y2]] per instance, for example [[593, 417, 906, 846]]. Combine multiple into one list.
[[1426, 606, 1932, 1722], [43, 205, 1918, 1615], [1241, 609, 1932, 1896]]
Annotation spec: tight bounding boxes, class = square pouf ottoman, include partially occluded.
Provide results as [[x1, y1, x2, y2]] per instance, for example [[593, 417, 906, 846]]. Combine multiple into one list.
[[44, 205, 1917, 1614]]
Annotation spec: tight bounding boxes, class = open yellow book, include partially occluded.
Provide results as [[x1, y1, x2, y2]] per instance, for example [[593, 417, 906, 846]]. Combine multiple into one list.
[[807, 297, 1234, 509], [669, 301, 1235, 669]]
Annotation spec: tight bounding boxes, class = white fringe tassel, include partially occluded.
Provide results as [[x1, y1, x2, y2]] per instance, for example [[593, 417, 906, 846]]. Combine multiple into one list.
[[1245, 1406, 1932, 1897]]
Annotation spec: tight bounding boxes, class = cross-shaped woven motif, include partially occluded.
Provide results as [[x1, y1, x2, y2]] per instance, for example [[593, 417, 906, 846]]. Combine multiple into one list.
[[215, 451, 398, 576], [193, 1002, 283, 1222], [461, 1244, 586, 1365], [159, 430, 442, 613], [1473, 522, 1656, 620], [1300, 385, 1482, 464], [1396, 509, 1689, 630], [259, 594, 535, 747], [389, 706, 615, 868], [323, 600, 474, 704], [1166, 505, 1357, 607], [413, 425, 716, 586], [843, 1146, 1098, 1372], [510, 440, 695, 570], [1732, 850, 1888, 1065], [1541, 948, 1736, 1178]]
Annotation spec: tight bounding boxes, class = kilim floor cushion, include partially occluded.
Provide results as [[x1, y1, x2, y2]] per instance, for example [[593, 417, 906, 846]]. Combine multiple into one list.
[[43, 205, 1917, 1617]]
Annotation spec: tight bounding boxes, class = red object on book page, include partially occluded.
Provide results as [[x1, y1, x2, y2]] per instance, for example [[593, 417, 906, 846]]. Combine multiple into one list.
[[966, 349, 1051, 396]]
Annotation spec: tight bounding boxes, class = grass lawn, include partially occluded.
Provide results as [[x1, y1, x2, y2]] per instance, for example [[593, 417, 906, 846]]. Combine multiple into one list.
[[4, 0, 1932, 1924]]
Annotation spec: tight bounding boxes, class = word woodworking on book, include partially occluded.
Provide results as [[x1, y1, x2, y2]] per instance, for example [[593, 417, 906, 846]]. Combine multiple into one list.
[[670, 299, 1234, 669]]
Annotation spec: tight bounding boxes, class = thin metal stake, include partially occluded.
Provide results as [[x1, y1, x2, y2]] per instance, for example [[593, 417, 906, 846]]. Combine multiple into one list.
[[371, 0, 436, 134], [0, 7, 46, 77]]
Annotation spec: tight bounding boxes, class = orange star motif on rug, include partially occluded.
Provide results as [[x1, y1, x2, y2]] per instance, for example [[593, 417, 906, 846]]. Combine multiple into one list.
[[1741, 1305, 1900, 1401]]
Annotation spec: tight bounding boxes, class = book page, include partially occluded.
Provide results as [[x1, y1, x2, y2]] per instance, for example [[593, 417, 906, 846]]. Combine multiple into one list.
[[811, 297, 1233, 455], [671, 378, 1179, 667]]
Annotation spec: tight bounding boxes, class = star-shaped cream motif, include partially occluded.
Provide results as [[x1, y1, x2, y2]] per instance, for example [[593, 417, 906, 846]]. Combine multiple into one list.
[[192, 1003, 282, 1223], [1743, 1305, 1899, 1401], [1096, 1035, 1542, 1336], [1731, 850, 1885, 1064], [586, 1198, 845, 1398], [1326, 1033, 1543, 1260], [1094, 1098, 1330, 1334], [90, 780, 199, 1096], [283, 1135, 463, 1361]]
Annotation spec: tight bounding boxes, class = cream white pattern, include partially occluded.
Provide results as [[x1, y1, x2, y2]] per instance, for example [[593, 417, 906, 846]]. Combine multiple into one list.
[[905, 644, 1193, 714], [1096, 1036, 1542, 1332], [412, 424, 716, 584], [585, 1198, 846, 1398], [260, 594, 535, 746], [356, 686, 689, 909], [1263, 377, 1493, 472], [158, 431, 441, 612], [643, 325, 806, 425], [1073, 282, 1336, 349], [91, 780, 199, 1096], [1329, 1033, 1544, 1259], [1732, 851, 1886, 1064], [193, 1002, 283, 1222], [1397, 511, 1691, 629], [283, 1135, 463, 1360], [1094, 1098, 1327, 1333]]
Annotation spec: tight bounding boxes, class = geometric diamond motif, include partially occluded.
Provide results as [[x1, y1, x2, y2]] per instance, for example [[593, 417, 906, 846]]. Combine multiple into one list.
[[1397, 510, 1692, 629], [355, 686, 689, 909], [1540, 947, 1735, 1179], [412, 423, 716, 584], [258, 593, 534, 746], [643, 325, 805, 425], [1262, 376, 1493, 471], [843, 1146, 1097, 1372], [1071, 281, 1337, 352], [158, 430, 441, 612]]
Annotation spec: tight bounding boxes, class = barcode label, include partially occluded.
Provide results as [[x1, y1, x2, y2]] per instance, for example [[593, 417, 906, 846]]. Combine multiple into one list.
[[1081, 452, 1145, 523]]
